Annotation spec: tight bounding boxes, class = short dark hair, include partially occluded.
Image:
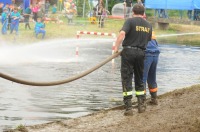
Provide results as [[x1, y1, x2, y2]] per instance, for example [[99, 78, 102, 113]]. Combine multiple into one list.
[[132, 3, 144, 15]]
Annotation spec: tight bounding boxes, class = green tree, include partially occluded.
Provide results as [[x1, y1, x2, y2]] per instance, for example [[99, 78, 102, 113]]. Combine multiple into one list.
[[76, 0, 90, 17], [49, 0, 58, 5], [107, 0, 119, 13]]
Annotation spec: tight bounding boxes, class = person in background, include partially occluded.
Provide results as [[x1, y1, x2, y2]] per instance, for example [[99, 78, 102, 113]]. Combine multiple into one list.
[[37, 3, 45, 19], [3, 3, 9, 10], [179, 10, 183, 19], [143, 31, 160, 105], [160, 9, 168, 18], [187, 10, 192, 20], [92, 7, 97, 17], [114, 3, 152, 116], [96, 0, 104, 27], [24, 5, 32, 29], [52, 4, 57, 14], [34, 17, 46, 39], [1, 8, 8, 34], [65, 0, 71, 11], [3, 3, 9, 29], [193, 9, 200, 21], [0, 3, 4, 18], [7, 4, 13, 30], [0, 3, 3, 23], [10, 7, 20, 35], [99, 8, 107, 28], [154, 9, 161, 18], [97, 0, 104, 15], [123, 0, 133, 19], [45, 0, 50, 15], [65, 0, 76, 24], [18, 5, 23, 15], [32, 4, 39, 22]]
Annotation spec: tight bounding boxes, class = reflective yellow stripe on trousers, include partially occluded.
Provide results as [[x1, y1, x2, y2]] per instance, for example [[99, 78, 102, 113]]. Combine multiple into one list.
[[123, 91, 133, 96], [135, 91, 145, 96]]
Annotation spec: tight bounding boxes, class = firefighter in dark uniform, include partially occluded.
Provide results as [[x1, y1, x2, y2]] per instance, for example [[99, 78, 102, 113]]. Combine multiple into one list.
[[114, 3, 152, 116]]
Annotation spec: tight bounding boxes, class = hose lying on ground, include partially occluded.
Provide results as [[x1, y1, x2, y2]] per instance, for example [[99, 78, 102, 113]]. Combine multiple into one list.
[[0, 51, 121, 86]]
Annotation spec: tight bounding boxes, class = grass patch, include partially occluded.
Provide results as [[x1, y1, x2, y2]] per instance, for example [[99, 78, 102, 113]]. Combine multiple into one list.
[[1, 15, 200, 46], [15, 124, 28, 132]]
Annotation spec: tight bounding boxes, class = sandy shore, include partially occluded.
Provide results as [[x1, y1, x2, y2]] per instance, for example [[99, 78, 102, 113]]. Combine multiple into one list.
[[10, 84, 200, 132]]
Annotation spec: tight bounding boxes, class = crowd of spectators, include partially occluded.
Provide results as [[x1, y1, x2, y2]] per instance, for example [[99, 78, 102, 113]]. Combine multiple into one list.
[[1, 1, 200, 38], [0, 1, 53, 39]]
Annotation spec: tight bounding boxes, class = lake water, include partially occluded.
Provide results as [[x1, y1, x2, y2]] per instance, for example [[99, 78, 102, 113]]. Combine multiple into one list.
[[0, 39, 199, 130]]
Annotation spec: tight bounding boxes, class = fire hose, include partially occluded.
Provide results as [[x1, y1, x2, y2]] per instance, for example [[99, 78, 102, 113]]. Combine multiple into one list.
[[0, 51, 121, 86]]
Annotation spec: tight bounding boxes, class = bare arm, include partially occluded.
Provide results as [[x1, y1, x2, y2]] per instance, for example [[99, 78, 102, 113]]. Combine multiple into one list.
[[114, 31, 125, 53]]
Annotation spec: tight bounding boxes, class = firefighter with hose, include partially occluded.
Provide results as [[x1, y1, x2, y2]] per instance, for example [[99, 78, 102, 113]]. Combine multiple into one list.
[[143, 31, 160, 105], [114, 3, 152, 116]]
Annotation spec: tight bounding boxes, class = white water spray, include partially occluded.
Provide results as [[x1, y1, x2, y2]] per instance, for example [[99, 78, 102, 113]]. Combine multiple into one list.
[[157, 32, 200, 37], [0, 38, 113, 65], [0, 32, 199, 65]]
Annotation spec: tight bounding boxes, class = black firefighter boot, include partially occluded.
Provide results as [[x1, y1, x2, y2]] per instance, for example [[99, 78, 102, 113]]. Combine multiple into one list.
[[150, 92, 158, 105], [124, 99, 133, 116], [137, 95, 146, 113]]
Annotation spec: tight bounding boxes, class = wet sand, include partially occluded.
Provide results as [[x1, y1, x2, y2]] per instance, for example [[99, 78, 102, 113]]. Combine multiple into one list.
[[11, 84, 200, 132]]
